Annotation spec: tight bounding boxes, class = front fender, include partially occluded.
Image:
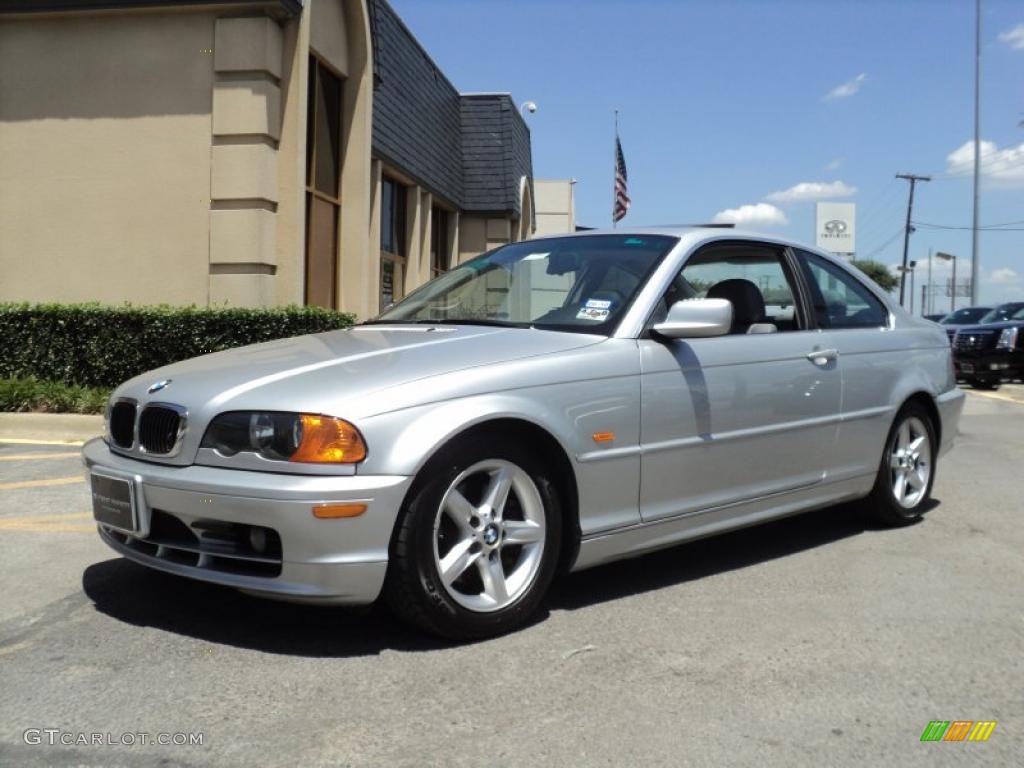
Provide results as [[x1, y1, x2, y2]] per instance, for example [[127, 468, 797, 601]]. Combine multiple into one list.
[[355, 378, 645, 535], [357, 393, 586, 477]]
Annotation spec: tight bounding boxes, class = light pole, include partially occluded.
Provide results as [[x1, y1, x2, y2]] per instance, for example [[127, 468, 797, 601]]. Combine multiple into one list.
[[936, 251, 957, 313], [926, 247, 933, 314], [897, 261, 917, 314], [970, 0, 981, 305], [909, 260, 916, 314]]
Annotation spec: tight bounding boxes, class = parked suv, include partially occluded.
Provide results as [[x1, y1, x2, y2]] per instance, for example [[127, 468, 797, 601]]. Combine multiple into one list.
[[952, 302, 1024, 389], [937, 306, 992, 344]]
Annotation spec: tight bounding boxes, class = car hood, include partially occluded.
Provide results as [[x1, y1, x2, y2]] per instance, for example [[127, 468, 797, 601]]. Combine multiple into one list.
[[115, 324, 605, 419]]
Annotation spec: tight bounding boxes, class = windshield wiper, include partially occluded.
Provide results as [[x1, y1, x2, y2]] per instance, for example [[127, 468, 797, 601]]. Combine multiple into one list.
[[361, 318, 529, 328], [428, 318, 528, 328]]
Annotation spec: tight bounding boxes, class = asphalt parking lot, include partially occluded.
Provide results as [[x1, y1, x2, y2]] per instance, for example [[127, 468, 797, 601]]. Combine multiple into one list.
[[1, 389, 1021, 767]]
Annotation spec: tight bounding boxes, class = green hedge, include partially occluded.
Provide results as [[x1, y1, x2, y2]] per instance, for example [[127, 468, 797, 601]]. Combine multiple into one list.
[[0, 303, 357, 389], [0, 377, 110, 414]]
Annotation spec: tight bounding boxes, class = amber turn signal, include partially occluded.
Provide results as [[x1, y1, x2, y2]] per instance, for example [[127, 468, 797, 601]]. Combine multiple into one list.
[[591, 431, 616, 444], [313, 502, 368, 519], [289, 415, 367, 464]]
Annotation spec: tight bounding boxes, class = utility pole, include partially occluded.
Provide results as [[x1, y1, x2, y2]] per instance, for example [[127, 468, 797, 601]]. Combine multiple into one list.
[[921, 284, 927, 317], [970, 0, 982, 305], [896, 173, 931, 306]]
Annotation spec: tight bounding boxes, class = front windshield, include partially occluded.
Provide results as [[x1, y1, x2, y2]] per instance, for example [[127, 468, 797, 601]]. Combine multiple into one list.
[[940, 307, 990, 325], [372, 234, 678, 333], [978, 304, 1024, 323]]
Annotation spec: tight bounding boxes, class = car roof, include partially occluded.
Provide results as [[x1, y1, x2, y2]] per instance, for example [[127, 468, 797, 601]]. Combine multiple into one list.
[[528, 226, 824, 254]]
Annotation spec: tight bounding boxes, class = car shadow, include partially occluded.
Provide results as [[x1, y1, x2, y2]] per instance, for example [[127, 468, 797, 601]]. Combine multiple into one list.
[[83, 497, 940, 656], [548, 497, 939, 611], [82, 559, 451, 657]]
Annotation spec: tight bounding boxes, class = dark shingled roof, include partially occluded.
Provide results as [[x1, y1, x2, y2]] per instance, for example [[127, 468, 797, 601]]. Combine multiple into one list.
[[369, 0, 533, 216], [0, 0, 302, 15], [461, 94, 533, 216]]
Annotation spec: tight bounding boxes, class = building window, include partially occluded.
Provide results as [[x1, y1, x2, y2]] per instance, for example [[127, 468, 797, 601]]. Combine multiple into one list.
[[430, 206, 450, 278], [380, 176, 407, 309], [304, 56, 343, 309]]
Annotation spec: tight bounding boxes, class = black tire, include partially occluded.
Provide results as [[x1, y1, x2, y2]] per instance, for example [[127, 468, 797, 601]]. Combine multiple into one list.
[[383, 435, 562, 640], [863, 401, 937, 527], [967, 377, 1000, 390]]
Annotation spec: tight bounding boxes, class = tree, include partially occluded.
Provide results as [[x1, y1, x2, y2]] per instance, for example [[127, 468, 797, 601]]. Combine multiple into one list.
[[850, 259, 898, 293]]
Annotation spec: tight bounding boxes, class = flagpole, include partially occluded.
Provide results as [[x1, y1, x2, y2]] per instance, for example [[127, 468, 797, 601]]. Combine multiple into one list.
[[613, 110, 618, 229]]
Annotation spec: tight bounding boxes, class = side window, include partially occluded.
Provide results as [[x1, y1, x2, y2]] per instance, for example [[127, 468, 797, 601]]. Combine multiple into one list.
[[666, 243, 804, 333], [796, 250, 888, 329]]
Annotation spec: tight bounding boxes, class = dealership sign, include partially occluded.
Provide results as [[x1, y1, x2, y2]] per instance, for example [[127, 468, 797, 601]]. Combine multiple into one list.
[[815, 202, 856, 254]]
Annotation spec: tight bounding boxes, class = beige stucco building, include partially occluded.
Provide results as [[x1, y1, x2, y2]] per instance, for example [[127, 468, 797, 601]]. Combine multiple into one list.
[[534, 179, 577, 237], [0, 0, 535, 319]]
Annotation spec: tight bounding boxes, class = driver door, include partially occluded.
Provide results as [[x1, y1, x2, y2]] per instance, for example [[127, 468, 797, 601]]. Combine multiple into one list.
[[638, 242, 842, 522]]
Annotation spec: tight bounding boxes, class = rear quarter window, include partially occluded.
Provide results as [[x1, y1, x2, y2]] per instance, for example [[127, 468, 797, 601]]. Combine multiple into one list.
[[796, 250, 888, 329]]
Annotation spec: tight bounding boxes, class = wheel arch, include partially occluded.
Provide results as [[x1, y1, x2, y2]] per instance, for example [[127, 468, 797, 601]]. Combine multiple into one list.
[[392, 416, 582, 574], [901, 391, 942, 448]]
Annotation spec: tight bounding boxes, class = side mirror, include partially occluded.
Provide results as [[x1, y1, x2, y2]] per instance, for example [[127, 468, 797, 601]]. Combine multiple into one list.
[[652, 298, 732, 339]]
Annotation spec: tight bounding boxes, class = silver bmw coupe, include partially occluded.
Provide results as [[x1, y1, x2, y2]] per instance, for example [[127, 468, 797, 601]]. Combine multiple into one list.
[[84, 229, 964, 638]]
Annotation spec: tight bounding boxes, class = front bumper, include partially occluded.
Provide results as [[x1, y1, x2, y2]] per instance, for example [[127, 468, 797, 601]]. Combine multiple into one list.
[[82, 438, 413, 605], [953, 349, 1024, 380]]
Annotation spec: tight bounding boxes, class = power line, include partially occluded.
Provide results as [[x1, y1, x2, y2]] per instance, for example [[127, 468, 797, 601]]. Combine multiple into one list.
[[856, 208, 905, 249], [913, 222, 1024, 232], [915, 218, 1024, 229], [861, 227, 905, 260]]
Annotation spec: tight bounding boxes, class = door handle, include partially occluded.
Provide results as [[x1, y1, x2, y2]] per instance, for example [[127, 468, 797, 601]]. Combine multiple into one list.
[[806, 348, 838, 366]]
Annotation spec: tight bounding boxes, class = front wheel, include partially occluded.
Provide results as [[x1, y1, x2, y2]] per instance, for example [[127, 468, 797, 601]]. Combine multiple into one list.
[[384, 437, 562, 639], [863, 403, 937, 526]]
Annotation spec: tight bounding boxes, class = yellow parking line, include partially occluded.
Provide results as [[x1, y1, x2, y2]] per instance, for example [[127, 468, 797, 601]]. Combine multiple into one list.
[[0, 452, 80, 462], [0, 522, 96, 533], [0, 514, 92, 528], [0, 438, 87, 446], [0, 476, 84, 491], [966, 390, 1024, 406], [0, 640, 33, 656]]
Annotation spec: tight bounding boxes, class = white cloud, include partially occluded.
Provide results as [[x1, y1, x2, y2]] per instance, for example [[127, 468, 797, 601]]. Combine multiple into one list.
[[712, 203, 788, 227], [824, 158, 843, 171], [998, 24, 1024, 49], [990, 267, 1019, 285], [765, 180, 857, 204], [824, 73, 866, 101], [946, 139, 1024, 186]]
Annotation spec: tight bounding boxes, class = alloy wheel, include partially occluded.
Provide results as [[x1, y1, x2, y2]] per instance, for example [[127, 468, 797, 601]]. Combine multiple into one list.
[[432, 459, 546, 612], [889, 416, 932, 509]]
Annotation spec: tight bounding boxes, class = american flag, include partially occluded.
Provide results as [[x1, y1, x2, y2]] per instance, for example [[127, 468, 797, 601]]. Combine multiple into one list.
[[613, 135, 630, 223]]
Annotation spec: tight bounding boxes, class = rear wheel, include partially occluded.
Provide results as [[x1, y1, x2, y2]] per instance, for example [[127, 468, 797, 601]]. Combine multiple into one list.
[[384, 437, 562, 639], [863, 402, 937, 526]]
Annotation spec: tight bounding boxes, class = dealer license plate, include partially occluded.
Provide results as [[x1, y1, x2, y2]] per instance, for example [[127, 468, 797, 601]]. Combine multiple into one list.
[[90, 472, 138, 534]]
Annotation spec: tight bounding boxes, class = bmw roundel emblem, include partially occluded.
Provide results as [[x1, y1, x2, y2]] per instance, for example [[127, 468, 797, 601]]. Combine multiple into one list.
[[148, 379, 172, 394]]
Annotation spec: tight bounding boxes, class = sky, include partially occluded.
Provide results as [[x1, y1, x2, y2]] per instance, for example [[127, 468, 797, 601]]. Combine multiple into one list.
[[390, 0, 1024, 311]]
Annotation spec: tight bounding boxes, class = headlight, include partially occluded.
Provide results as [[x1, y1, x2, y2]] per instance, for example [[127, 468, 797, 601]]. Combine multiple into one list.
[[996, 327, 1019, 350], [201, 412, 366, 464]]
